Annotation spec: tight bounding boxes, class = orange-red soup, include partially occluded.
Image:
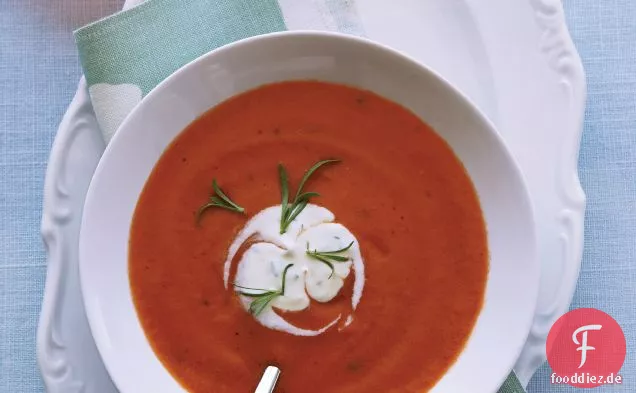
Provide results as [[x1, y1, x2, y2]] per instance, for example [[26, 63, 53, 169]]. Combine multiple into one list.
[[129, 81, 488, 393]]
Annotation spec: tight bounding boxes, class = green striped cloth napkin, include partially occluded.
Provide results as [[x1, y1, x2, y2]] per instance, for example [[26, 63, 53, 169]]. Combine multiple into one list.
[[74, 0, 528, 391]]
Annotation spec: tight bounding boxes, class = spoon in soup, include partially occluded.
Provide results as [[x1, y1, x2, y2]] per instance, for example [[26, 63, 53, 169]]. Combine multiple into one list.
[[255, 366, 281, 393]]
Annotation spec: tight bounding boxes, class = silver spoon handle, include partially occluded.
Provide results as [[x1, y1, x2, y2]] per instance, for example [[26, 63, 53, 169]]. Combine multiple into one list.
[[255, 366, 281, 393]]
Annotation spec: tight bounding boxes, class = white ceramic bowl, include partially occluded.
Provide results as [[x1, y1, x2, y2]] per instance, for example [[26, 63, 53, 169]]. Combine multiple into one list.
[[80, 31, 539, 393]]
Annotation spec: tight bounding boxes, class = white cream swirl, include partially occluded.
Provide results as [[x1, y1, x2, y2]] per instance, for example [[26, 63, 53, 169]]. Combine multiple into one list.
[[224, 204, 365, 336]]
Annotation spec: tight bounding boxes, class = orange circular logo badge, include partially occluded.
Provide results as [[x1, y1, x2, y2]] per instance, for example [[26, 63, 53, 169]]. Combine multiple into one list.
[[546, 308, 626, 388]]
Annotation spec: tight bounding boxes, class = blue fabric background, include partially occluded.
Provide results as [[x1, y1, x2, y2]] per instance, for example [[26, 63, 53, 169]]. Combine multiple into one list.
[[0, 0, 633, 391]]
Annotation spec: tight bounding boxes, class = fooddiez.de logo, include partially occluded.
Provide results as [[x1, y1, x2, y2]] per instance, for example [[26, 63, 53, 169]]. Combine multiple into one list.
[[546, 308, 626, 388]]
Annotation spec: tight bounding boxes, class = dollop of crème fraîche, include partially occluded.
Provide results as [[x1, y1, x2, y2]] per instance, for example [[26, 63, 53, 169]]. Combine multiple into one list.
[[224, 204, 365, 336]]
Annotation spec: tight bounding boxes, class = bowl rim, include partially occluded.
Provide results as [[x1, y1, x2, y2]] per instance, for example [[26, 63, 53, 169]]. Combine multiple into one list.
[[80, 30, 540, 393]]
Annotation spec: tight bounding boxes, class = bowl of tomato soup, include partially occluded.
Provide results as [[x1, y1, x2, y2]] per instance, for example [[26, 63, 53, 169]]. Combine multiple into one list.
[[79, 31, 539, 393]]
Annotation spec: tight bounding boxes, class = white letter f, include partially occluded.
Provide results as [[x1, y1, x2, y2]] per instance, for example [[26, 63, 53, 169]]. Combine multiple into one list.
[[572, 324, 602, 368]]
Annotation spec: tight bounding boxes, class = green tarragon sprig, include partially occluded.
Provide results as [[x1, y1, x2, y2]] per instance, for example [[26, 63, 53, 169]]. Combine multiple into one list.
[[234, 264, 294, 316], [196, 179, 245, 224], [278, 159, 339, 234], [306, 241, 355, 278]]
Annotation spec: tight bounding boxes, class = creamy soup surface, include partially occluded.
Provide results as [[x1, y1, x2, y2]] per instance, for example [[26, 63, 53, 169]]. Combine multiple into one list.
[[129, 81, 488, 393]]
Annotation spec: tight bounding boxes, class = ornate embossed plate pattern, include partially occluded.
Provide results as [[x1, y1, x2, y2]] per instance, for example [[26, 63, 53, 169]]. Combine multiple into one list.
[[37, 79, 115, 393], [37, 0, 585, 391]]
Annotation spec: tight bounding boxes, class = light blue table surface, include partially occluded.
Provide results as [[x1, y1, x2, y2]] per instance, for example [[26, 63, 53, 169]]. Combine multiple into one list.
[[1, 0, 634, 391]]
